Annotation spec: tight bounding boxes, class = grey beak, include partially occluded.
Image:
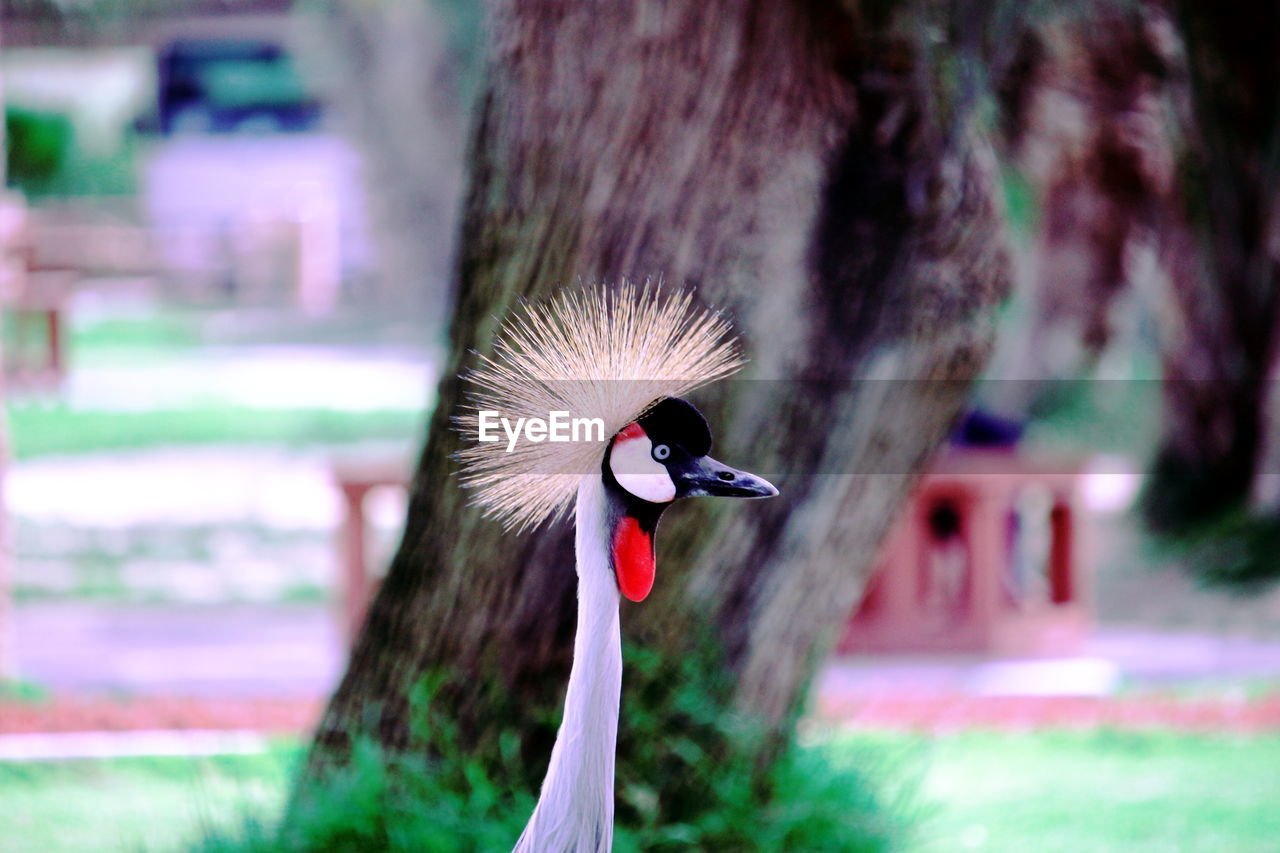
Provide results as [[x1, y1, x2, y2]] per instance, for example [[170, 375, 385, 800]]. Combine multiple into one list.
[[676, 454, 779, 499]]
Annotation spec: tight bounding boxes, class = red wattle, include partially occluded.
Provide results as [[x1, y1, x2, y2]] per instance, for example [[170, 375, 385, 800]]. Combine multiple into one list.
[[612, 516, 655, 602], [615, 422, 646, 443]]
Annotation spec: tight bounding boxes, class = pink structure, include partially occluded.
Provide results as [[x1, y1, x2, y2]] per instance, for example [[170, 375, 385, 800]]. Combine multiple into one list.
[[839, 451, 1090, 657], [332, 459, 407, 645]]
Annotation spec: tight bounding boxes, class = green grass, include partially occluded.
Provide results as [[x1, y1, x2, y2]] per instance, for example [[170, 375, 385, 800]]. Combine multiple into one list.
[[62, 303, 437, 353], [7, 405, 425, 459], [1, 732, 1277, 852], [0, 746, 298, 853], [67, 313, 205, 353], [0, 679, 51, 703], [840, 730, 1280, 853], [6, 304, 432, 458]]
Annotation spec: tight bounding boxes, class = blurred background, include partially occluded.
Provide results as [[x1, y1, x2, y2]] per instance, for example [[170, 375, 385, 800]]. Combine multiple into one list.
[[1, 1, 1279, 852]]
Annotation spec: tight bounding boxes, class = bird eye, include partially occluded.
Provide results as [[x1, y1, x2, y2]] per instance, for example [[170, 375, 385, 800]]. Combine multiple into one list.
[[653, 444, 671, 461]]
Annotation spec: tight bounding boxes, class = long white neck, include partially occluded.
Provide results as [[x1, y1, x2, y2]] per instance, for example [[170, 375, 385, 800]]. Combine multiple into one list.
[[513, 476, 621, 853]]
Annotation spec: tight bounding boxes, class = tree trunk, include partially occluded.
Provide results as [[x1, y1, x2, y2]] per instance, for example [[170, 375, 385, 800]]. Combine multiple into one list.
[[985, 10, 1173, 420], [302, 0, 1008, 800], [292, 1, 469, 332], [1141, 1, 1280, 533]]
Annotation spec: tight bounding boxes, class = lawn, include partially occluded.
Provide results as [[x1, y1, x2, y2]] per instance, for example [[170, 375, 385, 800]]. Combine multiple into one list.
[[2, 731, 1277, 852], [6, 302, 431, 459], [872, 730, 1280, 853], [0, 745, 297, 853], [7, 404, 425, 460]]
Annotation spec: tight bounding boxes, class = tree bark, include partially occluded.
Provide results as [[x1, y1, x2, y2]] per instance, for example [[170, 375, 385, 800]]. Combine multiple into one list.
[[981, 3, 1280, 537], [303, 0, 1008, 791], [986, 10, 1174, 419], [1141, 1, 1280, 532], [292, 0, 468, 332]]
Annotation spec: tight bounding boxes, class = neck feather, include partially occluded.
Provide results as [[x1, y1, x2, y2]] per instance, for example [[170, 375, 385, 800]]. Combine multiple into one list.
[[514, 476, 621, 853]]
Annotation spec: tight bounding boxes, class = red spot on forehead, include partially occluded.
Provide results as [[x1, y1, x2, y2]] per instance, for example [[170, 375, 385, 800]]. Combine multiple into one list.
[[613, 516, 655, 602], [614, 422, 646, 444]]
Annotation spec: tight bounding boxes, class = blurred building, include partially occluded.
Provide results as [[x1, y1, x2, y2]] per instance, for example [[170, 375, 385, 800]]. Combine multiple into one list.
[[2, 0, 372, 311]]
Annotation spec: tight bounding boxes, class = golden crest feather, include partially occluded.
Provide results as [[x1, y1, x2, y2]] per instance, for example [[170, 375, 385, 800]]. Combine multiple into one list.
[[455, 283, 744, 531]]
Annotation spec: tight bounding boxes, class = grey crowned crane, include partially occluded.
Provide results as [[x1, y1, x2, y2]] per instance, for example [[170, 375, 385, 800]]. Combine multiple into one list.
[[456, 285, 777, 853]]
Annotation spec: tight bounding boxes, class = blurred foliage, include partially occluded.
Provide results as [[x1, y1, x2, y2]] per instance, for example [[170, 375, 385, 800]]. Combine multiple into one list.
[[610, 642, 908, 852], [1138, 445, 1235, 538], [194, 737, 534, 853], [4, 105, 138, 197], [1139, 436, 1280, 591], [1150, 507, 1280, 592], [194, 643, 913, 853], [5, 107, 72, 192]]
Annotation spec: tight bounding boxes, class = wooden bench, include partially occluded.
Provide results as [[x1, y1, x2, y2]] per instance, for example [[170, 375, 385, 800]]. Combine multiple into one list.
[[0, 198, 75, 390], [7, 284, 70, 389], [331, 458, 411, 645]]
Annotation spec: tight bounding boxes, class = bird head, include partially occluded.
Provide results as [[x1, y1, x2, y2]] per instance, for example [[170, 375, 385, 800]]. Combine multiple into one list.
[[602, 396, 776, 602], [455, 284, 778, 601], [606, 397, 777, 503]]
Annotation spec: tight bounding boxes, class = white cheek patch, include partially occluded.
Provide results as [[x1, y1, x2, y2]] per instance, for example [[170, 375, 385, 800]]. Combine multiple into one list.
[[609, 427, 676, 503]]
